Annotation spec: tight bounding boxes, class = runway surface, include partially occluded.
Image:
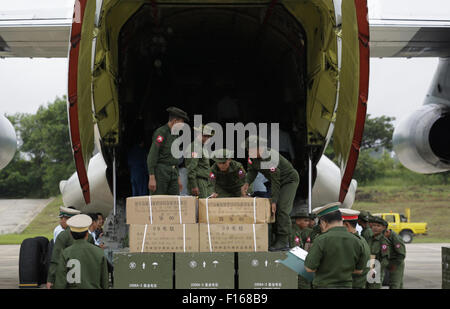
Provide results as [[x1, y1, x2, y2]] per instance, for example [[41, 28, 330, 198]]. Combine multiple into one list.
[[0, 243, 448, 289], [0, 199, 53, 234]]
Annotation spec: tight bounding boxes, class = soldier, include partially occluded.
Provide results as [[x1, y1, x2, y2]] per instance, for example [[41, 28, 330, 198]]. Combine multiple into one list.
[[54, 214, 109, 289], [53, 206, 80, 241], [358, 210, 374, 242], [341, 209, 371, 289], [209, 149, 246, 198], [304, 203, 366, 289], [290, 208, 311, 248], [147, 107, 189, 195], [185, 125, 214, 198], [384, 225, 406, 289], [366, 216, 391, 289], [241, 136, 299, 251], [47, 214, 95, 289]]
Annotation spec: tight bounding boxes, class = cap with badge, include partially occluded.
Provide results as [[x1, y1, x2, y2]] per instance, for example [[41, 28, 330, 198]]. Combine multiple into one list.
[[242, 135, 268, 150], [369, 215, 388, 227], [67, 214, 92, 233], [59, 206, 81, 218], [358, 210, 370, 222], [211, 149, 234, 163], [340, 209, 360, 221], [312, 202, 341, 218], [166, 106, 189, 122]]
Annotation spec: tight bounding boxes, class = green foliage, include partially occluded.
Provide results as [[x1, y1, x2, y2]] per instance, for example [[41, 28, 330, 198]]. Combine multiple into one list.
[[361, 114, 395, 151], [0, 97, 74, 198]]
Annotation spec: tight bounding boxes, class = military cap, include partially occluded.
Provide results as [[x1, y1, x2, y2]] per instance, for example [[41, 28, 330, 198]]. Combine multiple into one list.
[[290, 208, 310, 219], [369, 215, 388, 227], [312, 202, 341, 218], [166, 106, 189, 122], [309, 213, 317, 220], [211, 149, 234, 163], [67, 214, 92, 233], [358, 210, 370, 222], [59, 206, 81, 218], [194, 124, 215, 136], [340, 209, 360, 221]]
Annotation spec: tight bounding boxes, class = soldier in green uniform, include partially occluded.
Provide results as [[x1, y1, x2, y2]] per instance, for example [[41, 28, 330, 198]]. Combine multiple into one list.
[[241, 136, 299, 251], [147, 107, 189, 195], [341, 209, 371, 289], [185, 125, 214, 198], [304, 203, 366, 289], [47, 216, 95, 289], [366, 216, 391, 289], [384, 225, 406, 289], [358, 210, 374, 242], [54, 214, 109, 289], [209, 149, 246, 198], [290, 208, 311, 248]]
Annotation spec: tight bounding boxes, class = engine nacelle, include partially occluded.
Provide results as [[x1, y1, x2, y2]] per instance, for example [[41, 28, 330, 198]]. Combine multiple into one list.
[[312, 155, 358, 209], [60, 152, 113, 216], [393, 103, 450, 174], [0, 114, 17, 170]]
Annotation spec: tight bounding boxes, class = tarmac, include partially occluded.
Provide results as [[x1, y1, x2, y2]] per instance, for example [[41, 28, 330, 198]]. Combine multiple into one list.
[[0, 243, 448, 289], [0, 199, 53, 234]]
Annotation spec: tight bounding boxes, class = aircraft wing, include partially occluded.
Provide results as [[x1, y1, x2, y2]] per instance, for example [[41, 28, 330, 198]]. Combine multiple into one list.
[[2, 3, 450, 58]]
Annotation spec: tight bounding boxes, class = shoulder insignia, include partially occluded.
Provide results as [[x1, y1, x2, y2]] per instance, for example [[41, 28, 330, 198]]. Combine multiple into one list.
[[395, 243, 401, 249], [156, 135, 164, 144], [192, 151, 198, 158], [238, 169, 245, 178], [295, 236, 300, 245], [209, 172, 216, 180], [270, 167, 276, 173], [248, 158, 253, 165], [381, 244, 388, 251], [306, 237, 311, 243]]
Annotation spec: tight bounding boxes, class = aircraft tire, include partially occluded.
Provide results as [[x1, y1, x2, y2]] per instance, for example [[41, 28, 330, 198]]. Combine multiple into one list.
[[19, 238, 43, 288]]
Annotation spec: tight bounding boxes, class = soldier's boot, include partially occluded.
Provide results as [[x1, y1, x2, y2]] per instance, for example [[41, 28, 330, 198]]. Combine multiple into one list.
[[269, 235, 290, 252]]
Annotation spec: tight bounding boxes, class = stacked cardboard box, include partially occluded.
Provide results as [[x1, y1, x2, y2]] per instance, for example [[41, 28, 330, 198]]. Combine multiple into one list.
[[126, 195, 199, 253], [198, 197, 272, 252]]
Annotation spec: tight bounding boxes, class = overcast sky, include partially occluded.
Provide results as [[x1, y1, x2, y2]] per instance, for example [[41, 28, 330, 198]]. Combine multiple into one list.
[[0, 0, 445, 125]]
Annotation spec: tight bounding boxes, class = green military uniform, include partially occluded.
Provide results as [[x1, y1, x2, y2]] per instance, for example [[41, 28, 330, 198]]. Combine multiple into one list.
[[147, 107, 189, 195], [358, 210, 374, 242], [351, 232, 371, 289], [210, 149, 247, 197], [366, 217, 391, 289], [245, 148, 299, 250], [47, 227, 94, 285], [147, 124, 180, 195], [185, 140, 214, 198], [53, 214, 109, 289], [304, 203, 366, 289], [385, 229, 406, 289]]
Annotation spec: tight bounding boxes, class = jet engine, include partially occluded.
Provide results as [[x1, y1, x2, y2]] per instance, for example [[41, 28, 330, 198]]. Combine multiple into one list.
[[0, 114, 17, 170], [393, 103, 450, 174]]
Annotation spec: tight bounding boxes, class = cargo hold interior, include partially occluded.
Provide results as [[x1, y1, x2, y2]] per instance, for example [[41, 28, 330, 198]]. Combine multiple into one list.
[[113, 4, 310, 199]]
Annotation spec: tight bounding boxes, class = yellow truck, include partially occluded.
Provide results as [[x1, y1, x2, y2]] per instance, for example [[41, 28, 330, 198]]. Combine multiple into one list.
[[373, 209, 427, 243]]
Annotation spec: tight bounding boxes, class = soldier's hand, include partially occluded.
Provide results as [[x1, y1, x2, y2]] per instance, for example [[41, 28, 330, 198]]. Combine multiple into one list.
[[271, 202, 277, 214], [149, 175, 157, 192], [210, 193, 219, 198], [191, 187, 200, 196], [241, 183, 249, 196], [46, 282, 53, 289], [178, 177, 183, 192]]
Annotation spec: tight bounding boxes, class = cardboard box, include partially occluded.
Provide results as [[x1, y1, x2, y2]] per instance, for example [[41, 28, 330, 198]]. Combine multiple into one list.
[[126, 195, 197, 225], [129, 224, 199, 253], [198, 197, 274, 224], [199, 224, 268, 252], [175, 253, 235, 289], [113, 252, 173, 289], [237, 252, 298, 289]]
